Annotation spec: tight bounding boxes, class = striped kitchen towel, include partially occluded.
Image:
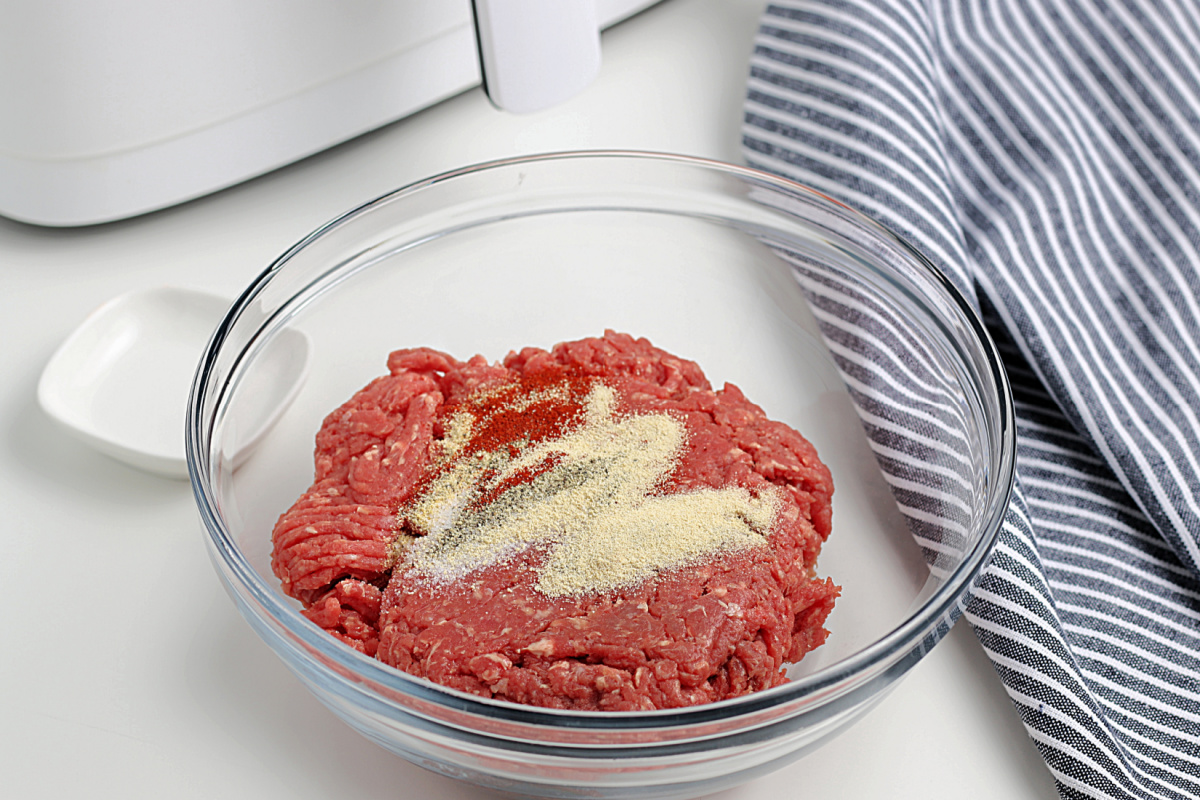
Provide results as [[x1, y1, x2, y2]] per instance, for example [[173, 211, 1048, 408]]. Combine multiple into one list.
[[742, 2, 1200, 798]]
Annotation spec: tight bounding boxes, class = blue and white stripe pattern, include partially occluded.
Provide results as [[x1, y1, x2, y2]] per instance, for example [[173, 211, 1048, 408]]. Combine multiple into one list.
[[743, 2, 1200, 797]]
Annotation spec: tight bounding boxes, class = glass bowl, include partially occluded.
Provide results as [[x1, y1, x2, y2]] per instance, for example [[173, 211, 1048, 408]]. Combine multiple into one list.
[[188, 151, 1014, 799]]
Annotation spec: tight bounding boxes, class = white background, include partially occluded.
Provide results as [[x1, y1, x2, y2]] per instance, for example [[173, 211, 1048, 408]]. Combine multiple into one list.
[[0, 0, 1060, 797]]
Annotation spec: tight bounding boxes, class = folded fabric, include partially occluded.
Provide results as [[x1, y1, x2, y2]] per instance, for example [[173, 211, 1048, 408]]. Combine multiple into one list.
[[742, 2, 1200, 798]]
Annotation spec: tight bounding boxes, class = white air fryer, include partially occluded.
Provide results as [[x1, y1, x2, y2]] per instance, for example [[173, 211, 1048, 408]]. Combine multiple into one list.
[[0, 0, 659, 227]]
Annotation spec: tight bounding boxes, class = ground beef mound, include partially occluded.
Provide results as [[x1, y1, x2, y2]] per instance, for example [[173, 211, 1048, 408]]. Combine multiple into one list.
[[271, 331, 837, 711]]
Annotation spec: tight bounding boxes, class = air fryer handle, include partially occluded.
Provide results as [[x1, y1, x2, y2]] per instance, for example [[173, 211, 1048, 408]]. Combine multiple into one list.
[[471, 0, 602, 114]]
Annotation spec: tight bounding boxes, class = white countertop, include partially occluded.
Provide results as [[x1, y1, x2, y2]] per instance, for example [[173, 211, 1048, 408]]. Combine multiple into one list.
[[0, 1, 1059, 797]]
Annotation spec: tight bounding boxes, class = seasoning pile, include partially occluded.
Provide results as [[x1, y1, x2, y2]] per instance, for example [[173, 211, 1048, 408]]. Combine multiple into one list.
[[272, 331, 838, 710]]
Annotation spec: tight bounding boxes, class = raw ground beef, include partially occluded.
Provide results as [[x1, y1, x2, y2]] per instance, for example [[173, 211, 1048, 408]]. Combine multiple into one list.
[[271, 331, 838, 711]]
